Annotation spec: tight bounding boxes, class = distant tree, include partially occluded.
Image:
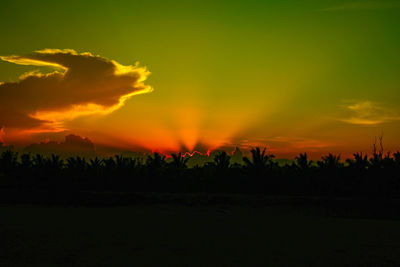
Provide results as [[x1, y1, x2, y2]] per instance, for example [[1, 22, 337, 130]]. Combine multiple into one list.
[[170, 152, 189, 170], [66, 156, 87, 171], [243, 147, 274, 169], [346, 152, 369, 169], [40, 154, 64, 178], [318, 154, 342, 169], [89, 157, 103, 169], [213, 151, 231, 169], [103, 157, 116, 170], [295, 153, 312, 170], [20, 153, 33, 169], [146, 152, 166, 169], [114, 155, 136, 170], [231, 147, 243, 165], [88, 157, 103, 172], [0, 150, 19, 173], [46, 154, 64, 170], [370, 134, 387, 168], [394, 151, 400, 166], [33, 154, 45, 168], [382, 152, 396, 168]]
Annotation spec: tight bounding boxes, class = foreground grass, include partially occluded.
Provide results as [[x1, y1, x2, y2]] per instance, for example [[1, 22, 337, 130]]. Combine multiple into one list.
[[1, 204, 400, 267]]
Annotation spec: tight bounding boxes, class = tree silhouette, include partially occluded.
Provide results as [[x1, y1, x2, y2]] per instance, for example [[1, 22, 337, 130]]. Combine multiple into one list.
[[146, 152, 166, 169], [20, 153, 33, 169], [170, 152, 189, 170], [243, 147, 274, 169], [0, 146, 399, 199], [295, 153, 312, 170], [318, 154, 342, 169], [33, 154, 45, 169], [0, 150, 18, 174], [213, 151, 231, 169], [394, 151, 400, 166], [346, 152, 369, 170], [66, 156, 87, 171]]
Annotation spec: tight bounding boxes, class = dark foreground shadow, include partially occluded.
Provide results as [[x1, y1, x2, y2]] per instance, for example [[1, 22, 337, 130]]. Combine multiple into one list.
[[1, 204, 400, 267]]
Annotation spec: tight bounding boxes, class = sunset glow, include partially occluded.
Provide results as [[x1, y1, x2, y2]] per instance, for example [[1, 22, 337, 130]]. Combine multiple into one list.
[[1, 0, 399, 158]]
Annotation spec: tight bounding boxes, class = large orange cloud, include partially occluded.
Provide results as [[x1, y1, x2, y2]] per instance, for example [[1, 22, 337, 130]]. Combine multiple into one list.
[[0, 49, 153, 132]]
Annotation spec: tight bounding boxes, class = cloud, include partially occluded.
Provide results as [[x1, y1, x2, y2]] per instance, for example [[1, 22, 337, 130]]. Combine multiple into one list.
[[0, 126, 5, 144], [24, 134, 95, 155], [238, 136, 333, 151], [221, 136, 335, 156], [320, 1, 400, 11], [340, 100, 400, 125], [0, 49, 153, 132]]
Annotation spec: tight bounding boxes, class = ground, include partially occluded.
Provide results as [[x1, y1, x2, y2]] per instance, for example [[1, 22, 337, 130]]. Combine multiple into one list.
[[0, 204, 400, 267]]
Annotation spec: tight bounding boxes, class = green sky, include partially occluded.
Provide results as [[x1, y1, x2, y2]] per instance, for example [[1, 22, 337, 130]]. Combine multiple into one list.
[[0, 0, 399, 157]]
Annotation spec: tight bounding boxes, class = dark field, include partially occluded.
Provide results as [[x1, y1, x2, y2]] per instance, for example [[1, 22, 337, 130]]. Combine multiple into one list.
[[1, 203, 400, 267], [1, 149, 400, 266]]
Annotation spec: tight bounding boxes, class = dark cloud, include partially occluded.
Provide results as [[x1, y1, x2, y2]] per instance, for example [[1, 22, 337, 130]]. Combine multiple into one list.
[[0, 49, 152, 132], [24, 134, 95, 155]]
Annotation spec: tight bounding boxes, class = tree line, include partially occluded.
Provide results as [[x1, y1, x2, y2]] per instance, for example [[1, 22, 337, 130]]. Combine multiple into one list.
[[0, 147, 400, 198]]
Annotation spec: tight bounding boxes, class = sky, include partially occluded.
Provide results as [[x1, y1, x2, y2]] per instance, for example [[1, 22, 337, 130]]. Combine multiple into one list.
[[0, 0, 400, 158]]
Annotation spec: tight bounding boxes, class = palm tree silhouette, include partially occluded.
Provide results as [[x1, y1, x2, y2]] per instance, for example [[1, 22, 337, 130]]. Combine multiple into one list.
[[394, 151, 400, 166], [146, 152, 166, 169], [346, 152, 369, 169], [20, 153, 33, 170], [170, 152, 189, 169], [88, 157, 103, 177], [33, 154, 45, 169], [0, 150, 18, 173], [66, 156, 87, 171], [243, 147, 274, 169], [213, 151, 231, 169], [1, 143, 400, 199], [46, 154, 64, 170], [318, 154, 342, 169], [295, 153, 312, 170]]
